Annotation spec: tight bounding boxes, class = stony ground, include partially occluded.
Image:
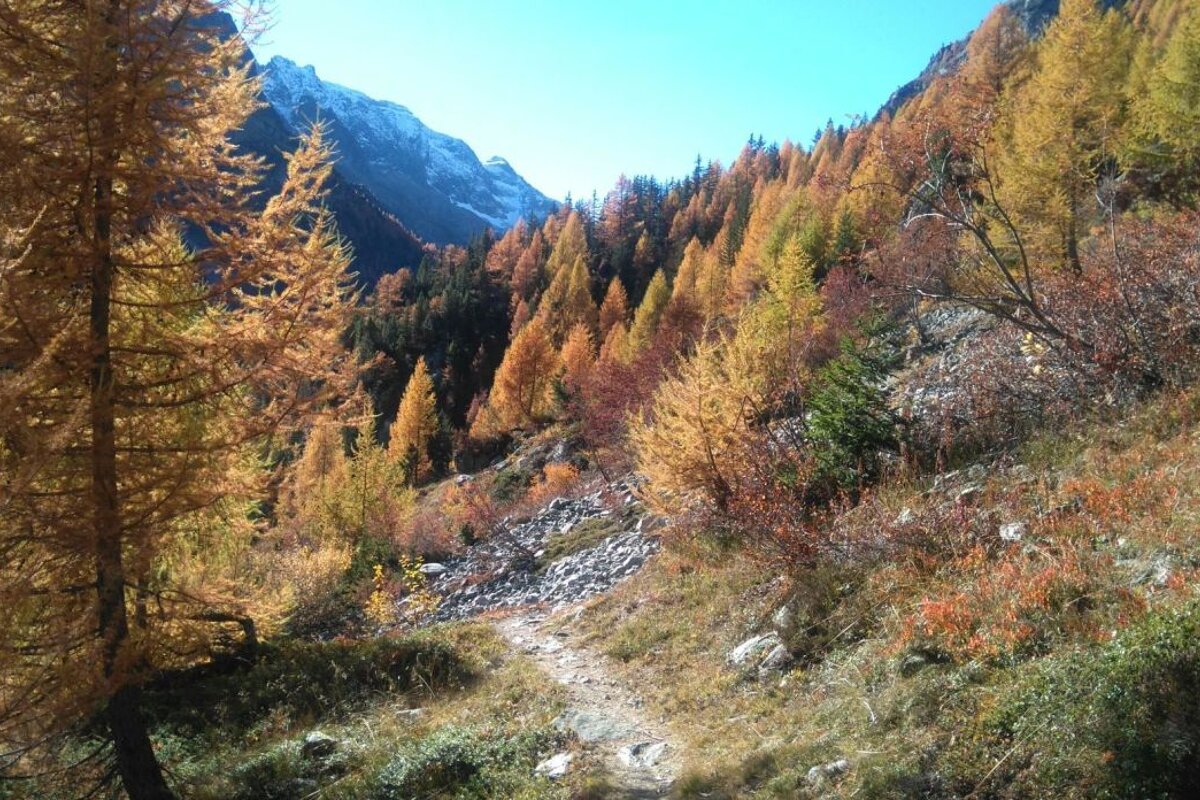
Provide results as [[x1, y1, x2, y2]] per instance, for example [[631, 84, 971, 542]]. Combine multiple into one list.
[[415, 473, 677, 794], [498, 612, 679, 798], [428, 477, 661, 621]]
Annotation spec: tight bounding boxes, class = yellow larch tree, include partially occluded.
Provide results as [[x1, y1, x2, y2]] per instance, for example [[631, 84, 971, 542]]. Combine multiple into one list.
[[599, 321, 633, 364], [389, 358, 439, 485], [628, 269, 672, 353], [996, 0, 1132, 271], [559, 323, 597, 397], [671, 237, 705, 303], [544, 210, 589, 280], [536, 255, 598, 345], [0, 3, 355, 795], [478, 318, 560, 433], [598, 278, 631, 337]]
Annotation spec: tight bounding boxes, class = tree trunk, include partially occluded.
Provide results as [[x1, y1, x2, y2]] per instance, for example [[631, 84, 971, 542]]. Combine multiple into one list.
[[89, 4, 175, 797], [91, 178, 176, 800], [1066, 207, 1083, 275]]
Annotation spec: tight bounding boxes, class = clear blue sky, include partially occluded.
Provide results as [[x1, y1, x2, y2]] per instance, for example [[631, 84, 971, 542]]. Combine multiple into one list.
[[252, 1, 999, 202]]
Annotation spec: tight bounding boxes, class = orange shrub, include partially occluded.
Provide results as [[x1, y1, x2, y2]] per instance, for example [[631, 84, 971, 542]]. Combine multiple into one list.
[[898, 543, 1142, 662], [524, 462, 581, 509]]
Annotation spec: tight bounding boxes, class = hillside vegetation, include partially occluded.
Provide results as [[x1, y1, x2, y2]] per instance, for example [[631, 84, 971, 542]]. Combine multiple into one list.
[[5, 0, 1200, 799]]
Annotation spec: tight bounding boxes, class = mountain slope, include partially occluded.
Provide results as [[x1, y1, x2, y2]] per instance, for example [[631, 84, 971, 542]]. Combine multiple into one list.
[[880, 0, 1123, 117], [232, 92, 427, 287], [261, 57, 557, 246]]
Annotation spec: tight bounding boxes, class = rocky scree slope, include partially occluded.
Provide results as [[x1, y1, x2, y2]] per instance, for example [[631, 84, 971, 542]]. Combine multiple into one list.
[[426, 474, 662, 622]]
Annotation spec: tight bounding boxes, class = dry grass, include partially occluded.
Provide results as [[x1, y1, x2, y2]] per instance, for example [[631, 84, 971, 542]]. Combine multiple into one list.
[[570, 387, 1200, 798]]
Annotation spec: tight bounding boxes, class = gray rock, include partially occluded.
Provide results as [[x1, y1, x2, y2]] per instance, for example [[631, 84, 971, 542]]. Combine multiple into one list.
[[771, 604, 794, 630], [618, 741, 668, 769], [728, 632, 782, 666], [758, 643, 794, 675], [894, 507, 916, 526], [454, 473, 473, 486], [999, 522, 1026, 542], [534, 752, 574, 779], [419, 562, 448, 576], [807, 758, 850, 785], [300, 731, 337, 760], [555, 709, 632, 743]]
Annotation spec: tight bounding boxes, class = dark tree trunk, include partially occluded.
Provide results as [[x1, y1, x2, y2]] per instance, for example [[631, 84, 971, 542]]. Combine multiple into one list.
[[89, 4, 176, 798]]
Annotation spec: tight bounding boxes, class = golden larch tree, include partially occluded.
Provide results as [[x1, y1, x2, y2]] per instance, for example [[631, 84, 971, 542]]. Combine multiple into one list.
[[598, 278, 631, 337], [543, 210, 589, 279], [599, 322, 633, 364], [389, 358, 439, 484], [672, 237, 705, 303], [559, 323, 597, 397], [996, 0, 1132, 271], [536, 255, 597, 345], [483, 318, 560, 432], [629, 269, 672, 352], [0, 3, 354, 797]]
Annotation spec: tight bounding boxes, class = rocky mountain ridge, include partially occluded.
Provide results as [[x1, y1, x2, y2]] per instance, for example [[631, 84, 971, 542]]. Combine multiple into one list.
[[261, 56, 557, 246]]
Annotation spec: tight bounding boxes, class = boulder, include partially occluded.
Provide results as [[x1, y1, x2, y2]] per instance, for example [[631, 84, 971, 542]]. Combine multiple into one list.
[[300, 731, 337, 760], [894, 507, 916, 526], [419, 562, 448, 576], [534, 752, 574, 779], [728, 632, 782, 666]]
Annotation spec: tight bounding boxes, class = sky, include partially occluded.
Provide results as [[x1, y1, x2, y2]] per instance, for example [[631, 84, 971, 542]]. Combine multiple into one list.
[[252, 0, 999, 203]]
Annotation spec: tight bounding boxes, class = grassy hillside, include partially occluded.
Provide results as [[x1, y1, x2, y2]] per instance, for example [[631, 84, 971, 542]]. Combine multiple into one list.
[[569, 386, 1200, 798]]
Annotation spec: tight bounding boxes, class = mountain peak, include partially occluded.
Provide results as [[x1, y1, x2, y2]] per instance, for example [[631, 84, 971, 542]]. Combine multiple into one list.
[[259, 56, 554, 242]]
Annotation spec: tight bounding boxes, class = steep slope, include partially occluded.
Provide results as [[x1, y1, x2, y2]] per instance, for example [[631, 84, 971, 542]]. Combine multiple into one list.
[[200, 11, 427, 287], [232, 93, 427, 287], [880, 0, 1123, 117], [261, 56, 557, 245]]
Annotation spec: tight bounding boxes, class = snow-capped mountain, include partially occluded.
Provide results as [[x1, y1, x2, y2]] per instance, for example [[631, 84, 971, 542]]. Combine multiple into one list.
[[261, 56, 557, 245]]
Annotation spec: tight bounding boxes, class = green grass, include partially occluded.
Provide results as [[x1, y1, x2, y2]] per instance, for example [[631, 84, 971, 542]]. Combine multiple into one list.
[[536, 514, 628, 570], [10, 624, 582, 800], [160, 625, 577, 800]]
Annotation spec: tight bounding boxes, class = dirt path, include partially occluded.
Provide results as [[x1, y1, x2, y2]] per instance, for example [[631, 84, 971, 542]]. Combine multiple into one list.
[[495, 612, 680, 798]]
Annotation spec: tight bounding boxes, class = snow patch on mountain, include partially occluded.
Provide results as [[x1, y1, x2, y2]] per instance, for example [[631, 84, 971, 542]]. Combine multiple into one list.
[[260, 56, 555, 243]]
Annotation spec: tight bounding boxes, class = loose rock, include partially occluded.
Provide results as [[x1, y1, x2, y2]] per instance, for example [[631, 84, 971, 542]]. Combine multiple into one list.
[[728, 632, 782, 666], [300, 731, 337, 760], [534, 752, 574, 779], [807, 758, 850, 785], [618, 740, 668, 769], [999, 522, 1026, 542]]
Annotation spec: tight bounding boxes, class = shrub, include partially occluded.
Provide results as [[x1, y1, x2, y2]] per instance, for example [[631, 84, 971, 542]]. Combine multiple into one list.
[[143, 635, 473, 738], [969, 602, 1200, 798], [898, 541, 1138, 664], [523, 462, 581, 509], [374, 725, 561, 799]]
